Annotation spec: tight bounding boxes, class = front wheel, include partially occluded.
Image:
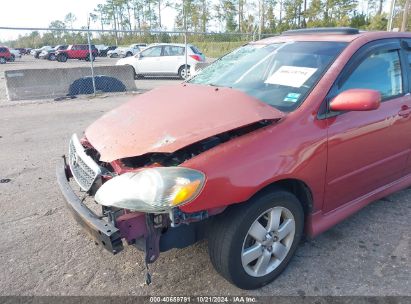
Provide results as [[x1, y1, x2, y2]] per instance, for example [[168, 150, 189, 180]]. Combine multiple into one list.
[[0, 57, 6, 64], [126, 51, 132, 57], [86, 54, 96, 62], [208, 190, 304, 290], [49, 54, 56, 61]]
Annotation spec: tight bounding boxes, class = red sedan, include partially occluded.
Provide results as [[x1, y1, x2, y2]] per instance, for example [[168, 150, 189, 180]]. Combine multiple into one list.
[[57, 28, 411, 289]]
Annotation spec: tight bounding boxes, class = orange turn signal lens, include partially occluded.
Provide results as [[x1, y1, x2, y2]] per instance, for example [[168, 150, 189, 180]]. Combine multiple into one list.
[[171, 180, 202, 206]]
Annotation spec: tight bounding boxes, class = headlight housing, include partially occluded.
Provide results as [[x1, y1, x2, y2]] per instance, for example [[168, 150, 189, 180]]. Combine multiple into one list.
[[94, 167, 205, 212]]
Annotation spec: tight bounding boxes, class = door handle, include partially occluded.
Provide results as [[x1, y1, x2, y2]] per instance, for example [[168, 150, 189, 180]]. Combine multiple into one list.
[[398, 105, 411, 117]]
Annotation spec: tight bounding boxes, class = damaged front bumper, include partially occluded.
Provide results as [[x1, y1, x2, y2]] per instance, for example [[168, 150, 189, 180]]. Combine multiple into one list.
[[56, 157, 208, 264], [56, 158, 124, 254]]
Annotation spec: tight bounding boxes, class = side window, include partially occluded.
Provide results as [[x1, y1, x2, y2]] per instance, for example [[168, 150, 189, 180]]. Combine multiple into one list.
[[163, 46, 184, 56], [406, 44, 411, 71], [340, 49, 403, 100], [141, 46, 162, 57]]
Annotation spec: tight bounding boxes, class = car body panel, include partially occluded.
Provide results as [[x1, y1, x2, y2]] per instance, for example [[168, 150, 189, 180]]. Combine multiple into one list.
[[324, 94, 411, 212], [85, 84, 284, 162], [178, 105, 328, 216]]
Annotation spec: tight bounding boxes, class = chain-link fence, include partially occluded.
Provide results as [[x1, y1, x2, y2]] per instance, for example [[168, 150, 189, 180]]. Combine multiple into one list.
[[0, 27, 275, 102]]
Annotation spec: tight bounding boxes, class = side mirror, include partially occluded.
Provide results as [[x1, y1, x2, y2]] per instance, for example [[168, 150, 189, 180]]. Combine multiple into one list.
[[329, 89, 381, 112]]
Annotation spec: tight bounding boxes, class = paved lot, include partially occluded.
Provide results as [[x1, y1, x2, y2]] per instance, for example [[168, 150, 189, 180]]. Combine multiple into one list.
[[0, 92, 410, 296], [0, 55, 181, 102]]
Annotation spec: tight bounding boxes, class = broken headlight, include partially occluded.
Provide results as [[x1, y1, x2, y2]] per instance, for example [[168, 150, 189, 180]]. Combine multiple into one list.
[[94, 167, 205, 212]]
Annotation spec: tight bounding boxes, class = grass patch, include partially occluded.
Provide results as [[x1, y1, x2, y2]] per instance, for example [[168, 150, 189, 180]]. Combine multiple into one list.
[[191, 41, 247, 58]]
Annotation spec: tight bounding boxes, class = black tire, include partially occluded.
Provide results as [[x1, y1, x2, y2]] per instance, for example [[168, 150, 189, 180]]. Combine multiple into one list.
[[178, 65, 190, 79], [49, 54, 56, 61], [10, 54, 15, 62], [126, 51, 133, 57], [57, 54, 67, 62], [0, 57, 6, 64], [86, 54, 96, 62], [208, 189, 304, 290]]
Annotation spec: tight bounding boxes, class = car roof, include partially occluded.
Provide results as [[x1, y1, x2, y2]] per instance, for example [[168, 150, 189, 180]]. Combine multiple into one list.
[[255, 30, 411, 45], [146, 43, 192, 47]]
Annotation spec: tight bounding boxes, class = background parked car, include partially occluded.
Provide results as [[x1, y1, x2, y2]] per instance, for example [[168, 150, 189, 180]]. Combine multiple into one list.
[[56, 44, 98, 62], [14, 48, 27, 55], [39, 45, 68, 60], [9, 49, 21, 61], [99, 45, 117, 57], [107, 47, 122, 58], [32, 46, 53, 58], [94, 44, 107, 55], [117, 43, 147, 57], [116, 43, 205, 79], [0, 46, 12, 64]]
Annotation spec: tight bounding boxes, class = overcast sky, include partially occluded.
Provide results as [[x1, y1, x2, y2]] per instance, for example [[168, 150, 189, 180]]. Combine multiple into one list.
[[0, 0, 176, 41]]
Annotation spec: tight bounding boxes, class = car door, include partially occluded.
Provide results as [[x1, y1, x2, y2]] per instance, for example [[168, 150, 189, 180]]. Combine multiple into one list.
[[71, 45, 80, 58], [323, 39, 411, 213], [135, 46, 163, 75], [160, 45, 185, 74], [80, 45, 89, 58], [400, 38, 411, 174]]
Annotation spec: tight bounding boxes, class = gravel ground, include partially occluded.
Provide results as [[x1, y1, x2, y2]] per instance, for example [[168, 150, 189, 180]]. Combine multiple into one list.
[[0, 94, 410, 296]]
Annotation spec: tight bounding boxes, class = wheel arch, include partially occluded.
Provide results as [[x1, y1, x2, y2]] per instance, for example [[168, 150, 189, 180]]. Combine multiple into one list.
[[249, 178, 313, 216], [178, 63, 190, 72]]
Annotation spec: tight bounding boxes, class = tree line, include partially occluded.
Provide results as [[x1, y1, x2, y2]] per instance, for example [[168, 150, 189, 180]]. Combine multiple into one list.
[[3, 0, 411, 48]]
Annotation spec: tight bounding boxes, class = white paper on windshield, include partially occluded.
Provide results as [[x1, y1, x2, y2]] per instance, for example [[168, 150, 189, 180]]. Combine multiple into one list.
[[265, 66, 317, 88]]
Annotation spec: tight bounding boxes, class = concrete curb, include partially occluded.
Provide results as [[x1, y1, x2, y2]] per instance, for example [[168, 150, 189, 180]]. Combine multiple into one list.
[[5, 65, 137, 101]]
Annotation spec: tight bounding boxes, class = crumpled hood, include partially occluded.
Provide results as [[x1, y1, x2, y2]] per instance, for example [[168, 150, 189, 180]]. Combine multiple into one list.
[[86, 84, 284, 162]]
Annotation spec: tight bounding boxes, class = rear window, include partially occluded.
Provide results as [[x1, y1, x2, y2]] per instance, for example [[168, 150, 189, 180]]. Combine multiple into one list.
[[191, 46, 202, 54]]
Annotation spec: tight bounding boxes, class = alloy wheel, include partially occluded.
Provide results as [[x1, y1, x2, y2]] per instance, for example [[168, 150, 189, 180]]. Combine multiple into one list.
[[241, 206, 295, 277]]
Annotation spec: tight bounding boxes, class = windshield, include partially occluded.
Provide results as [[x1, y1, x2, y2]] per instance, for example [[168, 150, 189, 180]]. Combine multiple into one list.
[[190, 41, 347, 112]]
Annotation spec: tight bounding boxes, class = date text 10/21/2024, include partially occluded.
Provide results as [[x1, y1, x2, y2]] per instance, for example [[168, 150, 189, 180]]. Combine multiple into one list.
[[149, 296, 258, 303]]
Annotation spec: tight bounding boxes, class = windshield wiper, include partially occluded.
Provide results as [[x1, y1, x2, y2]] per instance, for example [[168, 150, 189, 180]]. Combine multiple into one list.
[[208, 83, 232, 89]]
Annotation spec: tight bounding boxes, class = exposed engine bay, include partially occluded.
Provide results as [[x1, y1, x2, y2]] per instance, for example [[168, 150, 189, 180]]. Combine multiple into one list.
[[120, 120, 275, 168]]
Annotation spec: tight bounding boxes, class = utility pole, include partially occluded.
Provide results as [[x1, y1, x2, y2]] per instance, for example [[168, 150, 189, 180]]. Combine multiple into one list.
[[258, 0, 264, 39], [401, 0, 410, 32], [183, 0, 188, 79], [87, 14, 96, 96]]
